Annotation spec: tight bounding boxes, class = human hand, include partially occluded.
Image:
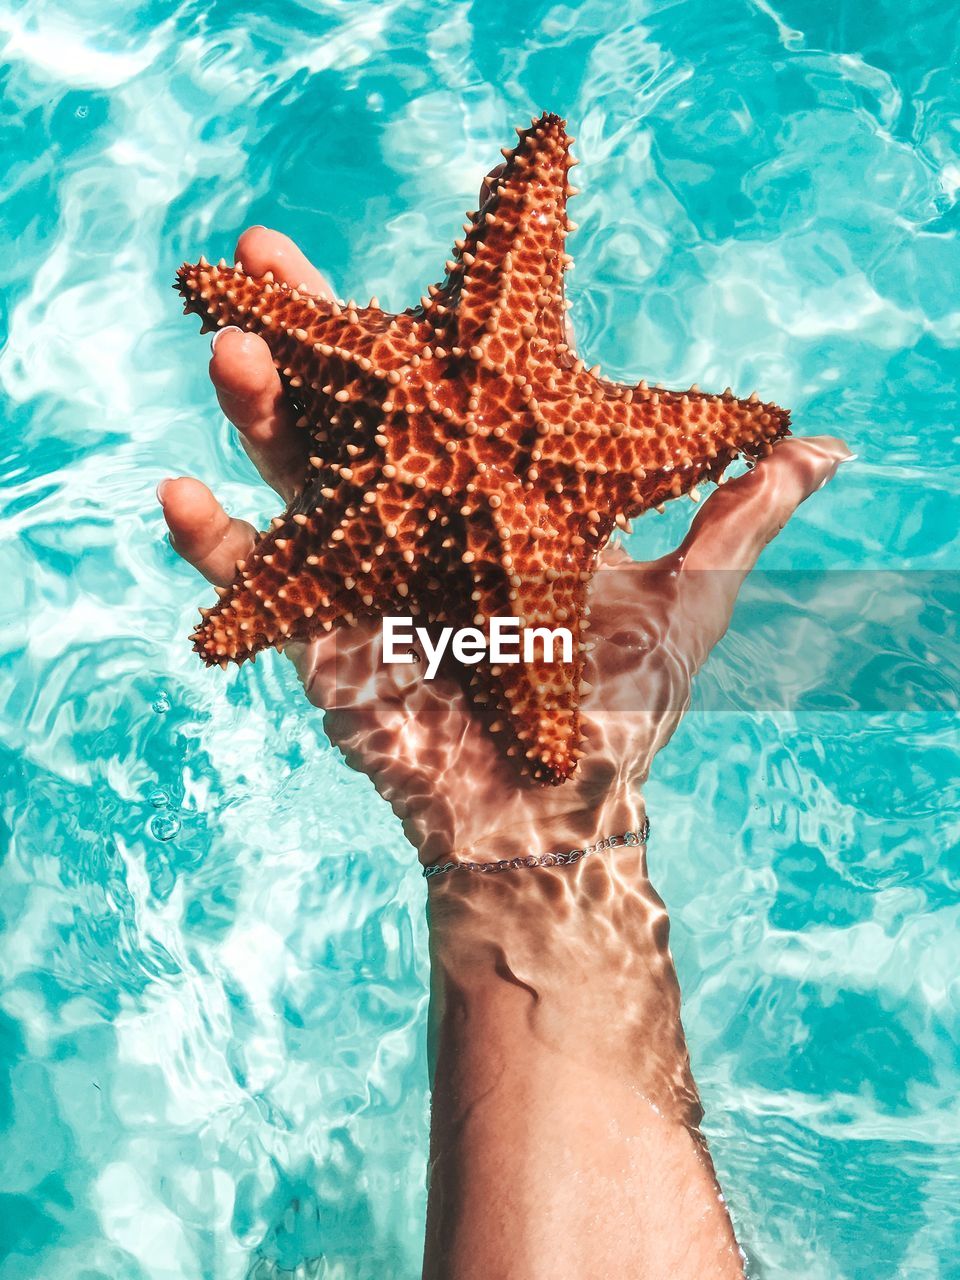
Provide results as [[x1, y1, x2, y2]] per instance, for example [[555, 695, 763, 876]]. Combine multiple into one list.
[[160, 226, 849, 868]]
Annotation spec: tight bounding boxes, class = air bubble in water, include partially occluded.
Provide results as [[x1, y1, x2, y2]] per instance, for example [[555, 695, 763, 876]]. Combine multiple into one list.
[[150, 812, 181, 841]]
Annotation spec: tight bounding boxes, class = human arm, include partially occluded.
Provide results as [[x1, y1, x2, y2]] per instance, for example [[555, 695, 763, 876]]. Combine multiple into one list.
[[159, 225, 848, 1278]]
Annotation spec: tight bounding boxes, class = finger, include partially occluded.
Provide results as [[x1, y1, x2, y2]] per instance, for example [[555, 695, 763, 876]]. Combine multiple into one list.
[[158, 476, 257, 587], [669, 436, 852, 662], [677, 436, 852, 574], [209, 327, 307, 498], [235, 226, 335, 299], [214, 227, 337, 497], [598, 542, 633, 568]]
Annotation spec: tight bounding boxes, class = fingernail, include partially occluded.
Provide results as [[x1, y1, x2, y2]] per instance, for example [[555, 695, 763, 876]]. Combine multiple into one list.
[[156, 478, 173, 505], [211, 324, 242, 353], [838, 452, 858, 464]]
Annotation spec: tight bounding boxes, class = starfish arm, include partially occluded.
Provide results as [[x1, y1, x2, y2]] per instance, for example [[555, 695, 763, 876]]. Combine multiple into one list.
[[177, 258, 343, 338], [191, 470, 423, 664], [534, 378, 791, 523], [431, 113, 577, 376], [177, 260, 418, 411], [462, 469, 586, 782]]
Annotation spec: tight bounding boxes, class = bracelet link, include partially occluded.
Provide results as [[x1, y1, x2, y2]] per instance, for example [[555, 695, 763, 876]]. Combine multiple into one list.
[[422, 818, 650, 880]]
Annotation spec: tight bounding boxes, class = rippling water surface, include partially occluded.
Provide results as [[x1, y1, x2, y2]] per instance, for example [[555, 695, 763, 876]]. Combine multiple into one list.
[[2, 0, 959, 1276]]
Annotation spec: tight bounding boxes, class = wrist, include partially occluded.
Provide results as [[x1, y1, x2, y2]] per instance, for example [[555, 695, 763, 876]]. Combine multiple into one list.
[[426, 827, 702, 1126], [418, 788, 647, 871]]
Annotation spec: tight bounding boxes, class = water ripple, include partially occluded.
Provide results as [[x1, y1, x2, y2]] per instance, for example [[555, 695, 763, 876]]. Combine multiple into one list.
[[1, 0, 958, 1276]]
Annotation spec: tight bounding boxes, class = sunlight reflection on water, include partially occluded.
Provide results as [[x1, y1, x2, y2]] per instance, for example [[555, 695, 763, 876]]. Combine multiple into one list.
[[1, 0, 958, 1275]]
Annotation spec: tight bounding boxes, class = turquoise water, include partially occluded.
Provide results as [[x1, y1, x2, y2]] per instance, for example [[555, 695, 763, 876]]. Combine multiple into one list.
[[1, 0, 958, 1276]]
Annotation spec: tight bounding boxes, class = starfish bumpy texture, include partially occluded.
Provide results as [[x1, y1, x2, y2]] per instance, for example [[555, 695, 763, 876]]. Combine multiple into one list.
[[177, 112, 790, 783]]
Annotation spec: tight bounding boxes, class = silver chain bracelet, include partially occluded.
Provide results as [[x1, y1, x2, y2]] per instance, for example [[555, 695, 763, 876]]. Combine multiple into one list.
[[422, 817, 650, 879]]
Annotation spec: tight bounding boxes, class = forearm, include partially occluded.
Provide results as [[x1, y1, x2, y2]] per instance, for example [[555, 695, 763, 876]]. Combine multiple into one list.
[[422, 835, 743, 1280]]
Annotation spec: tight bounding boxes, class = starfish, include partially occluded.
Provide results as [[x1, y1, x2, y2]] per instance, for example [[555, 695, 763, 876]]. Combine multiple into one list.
[[177, 111, 790, 784]]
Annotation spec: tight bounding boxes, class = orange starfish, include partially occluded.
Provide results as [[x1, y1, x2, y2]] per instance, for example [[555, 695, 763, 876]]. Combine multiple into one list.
[[177, 111, 790, 784]]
